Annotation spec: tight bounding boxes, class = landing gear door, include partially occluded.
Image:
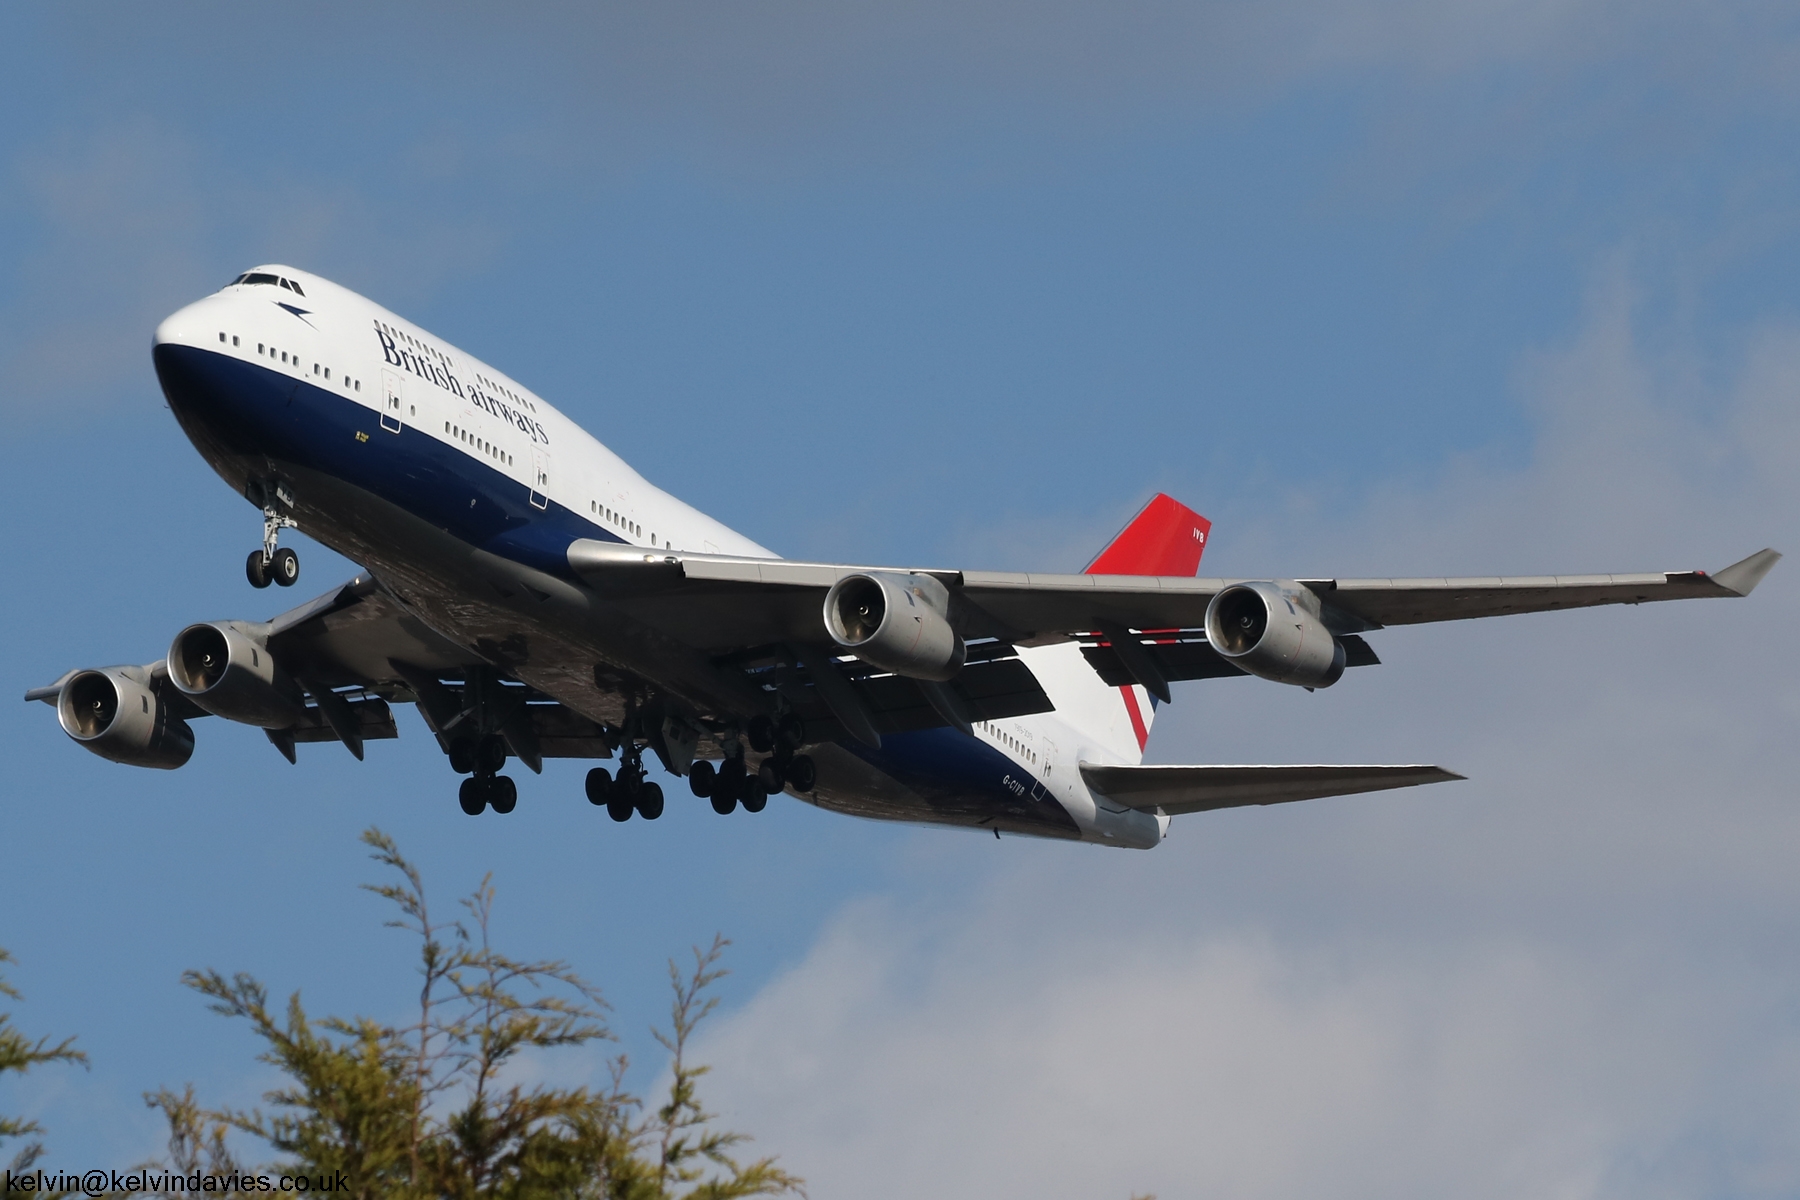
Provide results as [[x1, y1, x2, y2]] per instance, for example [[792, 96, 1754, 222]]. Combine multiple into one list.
[[530, 448, 550, 510], [380, 370, 403, 434]]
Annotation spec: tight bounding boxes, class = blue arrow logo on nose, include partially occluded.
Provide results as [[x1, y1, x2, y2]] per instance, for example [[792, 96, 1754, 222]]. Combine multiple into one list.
[[277, 302, 315, 327]]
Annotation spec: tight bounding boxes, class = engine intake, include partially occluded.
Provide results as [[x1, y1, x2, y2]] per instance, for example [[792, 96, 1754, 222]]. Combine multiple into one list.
[[1205, 581, 1347, 688], [57, 667, 194, 769], [168, 621, 307, 728], [823, 572, 965, 682]]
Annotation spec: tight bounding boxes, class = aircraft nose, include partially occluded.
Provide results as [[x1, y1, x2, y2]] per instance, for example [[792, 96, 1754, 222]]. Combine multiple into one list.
[[154, 295, 230, 350]]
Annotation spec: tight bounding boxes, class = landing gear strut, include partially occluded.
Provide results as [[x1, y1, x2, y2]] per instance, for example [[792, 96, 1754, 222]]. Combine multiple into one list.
[[246, 489, 300, 589]]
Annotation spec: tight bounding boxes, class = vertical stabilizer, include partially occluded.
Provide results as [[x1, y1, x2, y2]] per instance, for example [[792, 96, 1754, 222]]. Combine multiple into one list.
[[1084, 492, 1212, 577], [1024, 494, 1212, 765], [1088, 494, 1209, 754]]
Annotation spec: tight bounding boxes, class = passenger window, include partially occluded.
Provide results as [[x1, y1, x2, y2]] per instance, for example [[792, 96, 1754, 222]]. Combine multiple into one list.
[[218, 332, 226, 343], [232, 336, 240, 347]]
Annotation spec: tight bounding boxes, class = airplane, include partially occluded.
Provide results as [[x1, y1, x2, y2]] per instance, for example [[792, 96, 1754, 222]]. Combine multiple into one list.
[[24, 265, 1782, 849]]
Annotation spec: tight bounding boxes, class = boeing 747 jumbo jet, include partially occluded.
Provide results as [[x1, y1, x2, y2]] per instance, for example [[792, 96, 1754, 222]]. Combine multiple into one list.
[[26, 267, 1782, 847]]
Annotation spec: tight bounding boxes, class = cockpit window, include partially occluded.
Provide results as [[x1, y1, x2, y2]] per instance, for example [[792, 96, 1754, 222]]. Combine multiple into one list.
[[285, 279, 304, 296], [239, 272, 282, 287], [278, 278, 294, 291]]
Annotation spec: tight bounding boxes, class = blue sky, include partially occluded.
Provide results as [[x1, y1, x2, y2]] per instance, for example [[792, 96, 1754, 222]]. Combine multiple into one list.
[[3, 4, 1798, 1196]]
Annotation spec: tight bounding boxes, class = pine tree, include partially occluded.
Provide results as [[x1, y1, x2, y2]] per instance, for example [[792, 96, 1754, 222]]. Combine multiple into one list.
[[0, 947, 88, 1174], [148, 828, 801, 1200]]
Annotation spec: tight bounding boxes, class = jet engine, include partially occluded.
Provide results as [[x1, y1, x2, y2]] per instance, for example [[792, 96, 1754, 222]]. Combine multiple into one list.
[[1204, 581, 1347, 688], [823, 571, 965, 681], [167, 621, 307, 728], [56, 666, 195, 769]]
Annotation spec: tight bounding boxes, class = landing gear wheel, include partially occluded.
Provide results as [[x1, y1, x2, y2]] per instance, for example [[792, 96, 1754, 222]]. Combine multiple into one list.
[[739, 771, 767, 809], [713, 757, 745, 801], [459, 777, 486, 815], [746, 715, 775, 753], [757, 758, 784, 793], [778, 712, 805, 750], [449, 737, 477, 775], [476, 735, 508, 774], [246, 550, 271, 589], [607, 795, 634, 822], [687, 760, 716, 797], [711, 792, 738, 815], [636, 781, 664, 820], [490, 775, 517, 814], [269, 546, 300, 587], [585, 767, 613, 805], [786, 753, 817, 793]]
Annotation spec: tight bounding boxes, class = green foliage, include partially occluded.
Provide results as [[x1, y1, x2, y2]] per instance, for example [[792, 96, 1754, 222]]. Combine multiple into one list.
[[0, 946, 88, 1173], [148, 828, 801, 1200]]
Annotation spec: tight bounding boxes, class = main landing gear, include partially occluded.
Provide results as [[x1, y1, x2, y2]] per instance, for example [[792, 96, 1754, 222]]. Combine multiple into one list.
[[585, 739, 664, 822], [246, 491, 300, 589], [452, 733, 518, 816], [687, 714, 816, 816]]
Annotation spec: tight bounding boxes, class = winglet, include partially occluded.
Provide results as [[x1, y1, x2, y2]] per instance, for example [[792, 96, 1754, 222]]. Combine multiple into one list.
[[1712, 548, 1782, 596]]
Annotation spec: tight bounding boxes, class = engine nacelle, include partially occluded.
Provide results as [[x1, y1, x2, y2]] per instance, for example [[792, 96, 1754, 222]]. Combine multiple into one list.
[[57, 666, 195, 769], [1205, 581, 1347, 688], [167, 621, 307, 728], [823, 571, 965, 682]]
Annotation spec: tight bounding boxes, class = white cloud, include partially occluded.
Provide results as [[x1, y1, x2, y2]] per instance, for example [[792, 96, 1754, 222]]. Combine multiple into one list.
[[688, 274, 1800, 1198]]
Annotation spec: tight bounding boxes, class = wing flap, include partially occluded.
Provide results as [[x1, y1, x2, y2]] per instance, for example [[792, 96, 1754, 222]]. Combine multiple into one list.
[[1081, 762, 1464, 815], [1079, 632, 1381, 687]]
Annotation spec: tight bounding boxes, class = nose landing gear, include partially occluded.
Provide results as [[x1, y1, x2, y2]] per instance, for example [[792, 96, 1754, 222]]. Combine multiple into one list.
[[246, 487, 300, 589]]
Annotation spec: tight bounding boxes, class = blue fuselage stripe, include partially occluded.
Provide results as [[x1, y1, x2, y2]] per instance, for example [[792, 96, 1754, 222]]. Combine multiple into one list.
[[154, 344, 620, 576]]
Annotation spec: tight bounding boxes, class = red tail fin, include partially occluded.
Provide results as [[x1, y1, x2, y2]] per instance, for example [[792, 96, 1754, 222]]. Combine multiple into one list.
[[1084, 493, 1211, 577]]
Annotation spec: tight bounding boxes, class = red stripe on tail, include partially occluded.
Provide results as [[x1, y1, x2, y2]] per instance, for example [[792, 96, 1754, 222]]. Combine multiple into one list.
[[1084, 493, 1212, 577], [1119, 686, 1150, 752]]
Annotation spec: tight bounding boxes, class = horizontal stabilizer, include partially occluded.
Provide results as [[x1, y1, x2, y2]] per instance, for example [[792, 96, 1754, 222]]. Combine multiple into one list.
[[1080, 762, 1464, 816]]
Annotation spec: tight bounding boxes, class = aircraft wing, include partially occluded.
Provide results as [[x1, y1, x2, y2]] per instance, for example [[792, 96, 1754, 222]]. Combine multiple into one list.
[[570, 541, 1781, 646], [1079, 762, 1465, 815], [27, 574, 618, 767]]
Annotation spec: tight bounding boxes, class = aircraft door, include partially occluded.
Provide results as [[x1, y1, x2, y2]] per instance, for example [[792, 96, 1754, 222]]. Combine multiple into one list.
[[380, 370, 403, 434], [530, 448, 550, 510]]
